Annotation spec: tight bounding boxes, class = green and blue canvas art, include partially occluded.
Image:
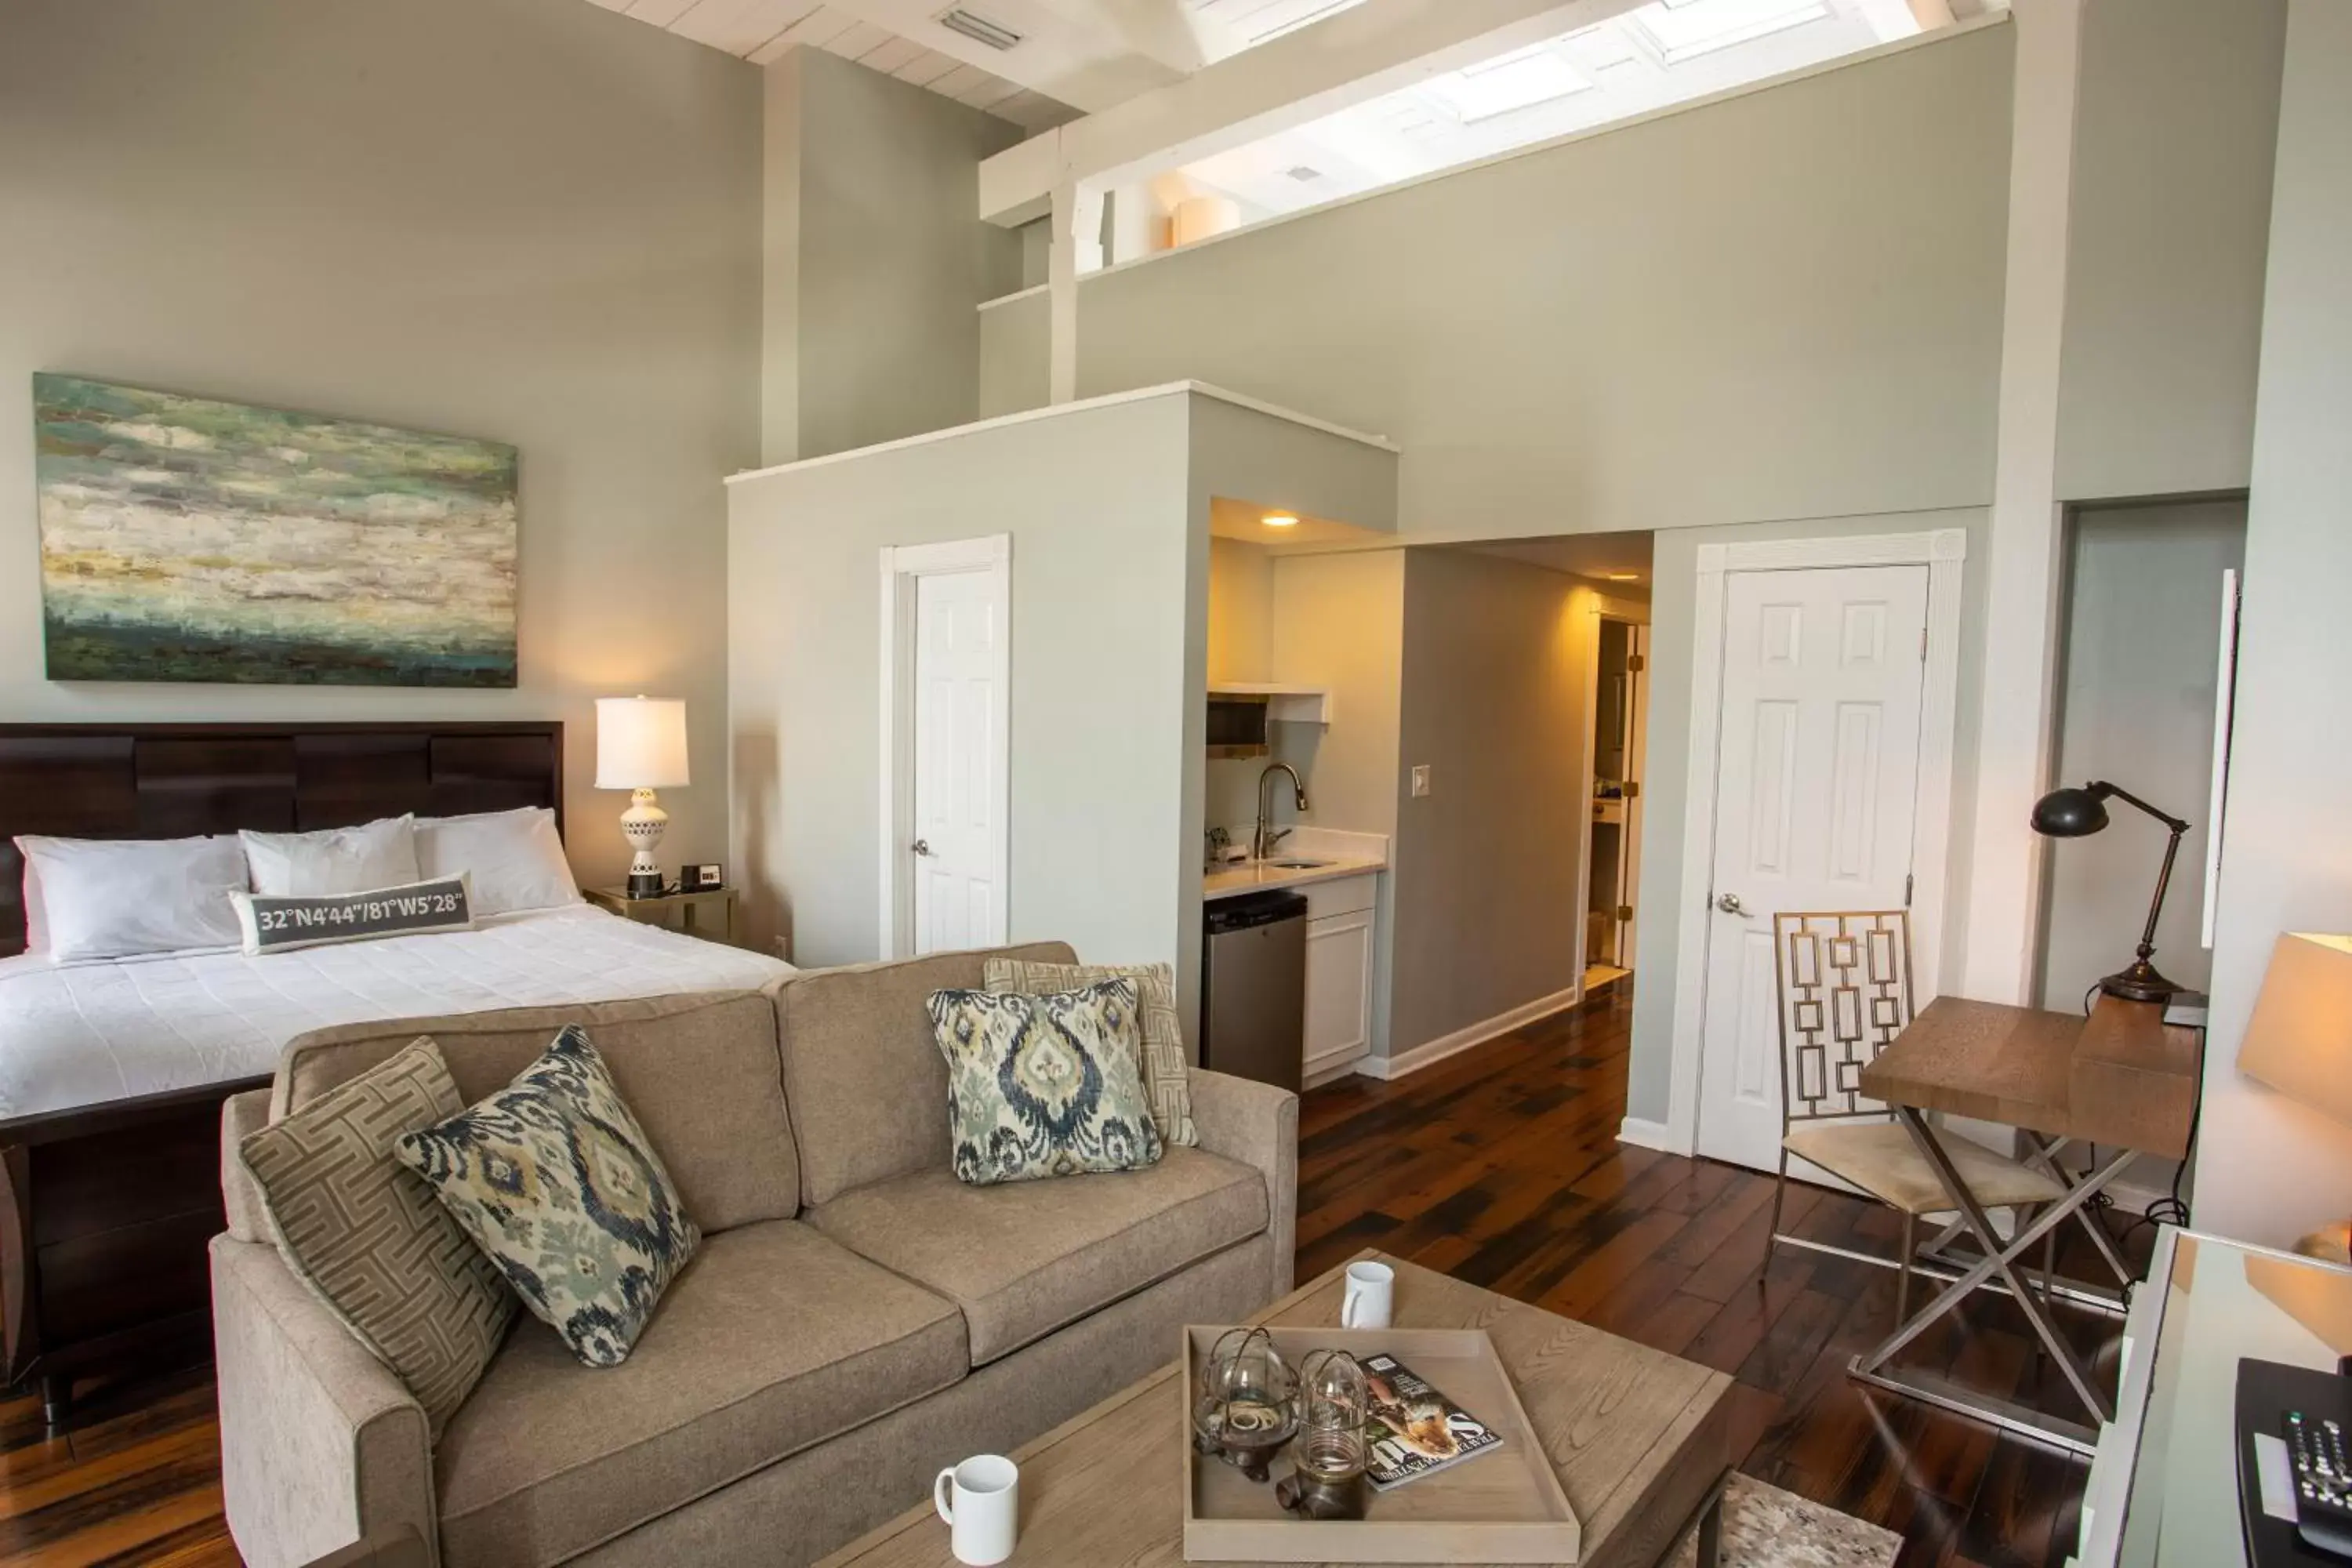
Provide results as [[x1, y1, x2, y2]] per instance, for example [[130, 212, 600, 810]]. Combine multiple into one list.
[[32, 374, 518, 687]]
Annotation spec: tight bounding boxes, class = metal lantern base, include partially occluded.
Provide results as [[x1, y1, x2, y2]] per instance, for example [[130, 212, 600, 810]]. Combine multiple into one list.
[[1276, 1468, 1368, 1520]]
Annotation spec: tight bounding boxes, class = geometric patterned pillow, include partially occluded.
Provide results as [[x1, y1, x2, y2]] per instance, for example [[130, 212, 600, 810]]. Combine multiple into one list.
[[393, 1025, 699, 1368], [983, 958, 1196, 1147], [927, 978, 1165, 1186], [238, 1037, 517, 1438]]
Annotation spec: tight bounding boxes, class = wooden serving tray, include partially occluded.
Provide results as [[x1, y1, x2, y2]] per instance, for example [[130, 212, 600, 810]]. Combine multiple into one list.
[[1181, 1325, 1582, 1564]]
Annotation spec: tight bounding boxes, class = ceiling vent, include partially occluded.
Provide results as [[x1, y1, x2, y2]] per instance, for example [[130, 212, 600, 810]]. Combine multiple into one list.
[[938, 8, 1024, 49], [1286, 165, 1323, 181]]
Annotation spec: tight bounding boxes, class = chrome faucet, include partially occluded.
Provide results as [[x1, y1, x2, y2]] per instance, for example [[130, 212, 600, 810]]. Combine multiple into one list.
[[1254, 763, 1309, 861]]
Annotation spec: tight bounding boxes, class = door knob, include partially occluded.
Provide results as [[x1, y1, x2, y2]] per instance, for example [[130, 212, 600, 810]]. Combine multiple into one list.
[[1716, 892, 1747, 915], [912, 839, 933, 858]]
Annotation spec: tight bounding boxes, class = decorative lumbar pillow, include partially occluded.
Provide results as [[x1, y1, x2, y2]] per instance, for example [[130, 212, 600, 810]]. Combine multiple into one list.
[[238, 1037, 517, 1439], [984, 958, 1196, 1148], [240, 815, 420, 898], [230, 875, 474, 956], [13, 833, 249, 961], [413, 806, 583, 916], [927, 978, 1165, 1186], [394, 1025, 699, 1367]]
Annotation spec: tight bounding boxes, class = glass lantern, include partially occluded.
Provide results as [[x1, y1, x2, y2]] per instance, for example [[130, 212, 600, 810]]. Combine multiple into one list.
[[1279, 1348, 1373, 1519], [1191, 1327, 1298, 1482]]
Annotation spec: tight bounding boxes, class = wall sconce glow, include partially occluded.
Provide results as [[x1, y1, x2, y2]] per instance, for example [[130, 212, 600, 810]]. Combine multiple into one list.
[[1262, 513, 1300, 528], [1606, 572, 1641, 582]]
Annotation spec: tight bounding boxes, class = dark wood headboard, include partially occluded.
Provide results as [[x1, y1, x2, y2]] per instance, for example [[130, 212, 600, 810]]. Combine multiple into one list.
[[0, 721, 564, 959]]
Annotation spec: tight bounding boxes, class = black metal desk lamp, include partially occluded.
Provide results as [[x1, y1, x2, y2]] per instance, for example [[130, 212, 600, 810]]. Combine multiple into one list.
[[2031, 779, 2190, 1004]]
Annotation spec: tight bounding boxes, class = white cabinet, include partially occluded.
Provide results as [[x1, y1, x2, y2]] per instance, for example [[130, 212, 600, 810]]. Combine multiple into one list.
[[1303, 874, 1377, 1080]]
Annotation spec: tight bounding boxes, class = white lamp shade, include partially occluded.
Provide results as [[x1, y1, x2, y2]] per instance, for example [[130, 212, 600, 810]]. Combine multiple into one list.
[[2237, 932, 2352, 1127], [595, 697, 690, 790]]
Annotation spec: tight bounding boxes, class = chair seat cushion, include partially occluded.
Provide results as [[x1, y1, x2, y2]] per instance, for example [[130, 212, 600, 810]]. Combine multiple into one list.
[[1782, 1122, 2067, 1214], [807, 1147, 1269, 1364], [434, 1220, 965, 1568]]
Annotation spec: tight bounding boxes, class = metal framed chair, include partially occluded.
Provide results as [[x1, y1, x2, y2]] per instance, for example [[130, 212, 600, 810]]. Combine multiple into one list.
[[1762, 909, 2066, 1327]]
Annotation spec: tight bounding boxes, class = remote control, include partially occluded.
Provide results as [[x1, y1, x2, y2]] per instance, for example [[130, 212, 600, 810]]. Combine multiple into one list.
[[2286, 1410, 2352, 1558]]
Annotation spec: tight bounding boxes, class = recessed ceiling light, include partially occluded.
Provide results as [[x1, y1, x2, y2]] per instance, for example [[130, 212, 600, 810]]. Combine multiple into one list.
[[1263, 513, 1300, 528]]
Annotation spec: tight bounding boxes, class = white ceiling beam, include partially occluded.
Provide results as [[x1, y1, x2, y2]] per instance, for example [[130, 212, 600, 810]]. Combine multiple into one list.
[[978, 0, 1652, 225]]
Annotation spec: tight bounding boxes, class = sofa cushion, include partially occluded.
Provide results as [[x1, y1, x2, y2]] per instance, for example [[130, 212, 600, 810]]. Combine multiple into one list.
[[434, 1219, 965, 1568], [278, 991, 798, 1229], [807, 1146, 1268, 1364], [771, 943, 1076, 1207]]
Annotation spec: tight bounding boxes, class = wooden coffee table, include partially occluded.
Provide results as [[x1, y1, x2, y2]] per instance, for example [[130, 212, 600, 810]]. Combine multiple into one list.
[[820, 1253, 1733, 1568]]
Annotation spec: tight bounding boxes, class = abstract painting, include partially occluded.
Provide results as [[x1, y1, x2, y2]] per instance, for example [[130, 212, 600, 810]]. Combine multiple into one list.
[[32, 374, 518, 687]]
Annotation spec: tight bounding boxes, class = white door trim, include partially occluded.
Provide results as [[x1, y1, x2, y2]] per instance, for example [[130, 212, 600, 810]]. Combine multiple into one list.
[[1654, 527, 1967, 1156], [878, 534, 1012, 960]]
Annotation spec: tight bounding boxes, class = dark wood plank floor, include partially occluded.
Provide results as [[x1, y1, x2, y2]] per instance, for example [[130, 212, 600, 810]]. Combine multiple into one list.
[[1, 978, 2110, 1565]]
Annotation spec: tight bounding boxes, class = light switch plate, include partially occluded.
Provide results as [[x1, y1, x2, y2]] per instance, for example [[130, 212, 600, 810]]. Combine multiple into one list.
[[1410, 764, 1432, 798]]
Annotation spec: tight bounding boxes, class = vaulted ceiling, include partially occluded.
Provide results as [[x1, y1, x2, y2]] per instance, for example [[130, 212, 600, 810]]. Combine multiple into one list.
[[581, 0, 1366, 129]]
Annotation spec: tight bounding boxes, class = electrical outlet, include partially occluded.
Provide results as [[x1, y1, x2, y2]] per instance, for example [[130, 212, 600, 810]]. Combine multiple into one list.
[[1410, 764, 1432, 798]]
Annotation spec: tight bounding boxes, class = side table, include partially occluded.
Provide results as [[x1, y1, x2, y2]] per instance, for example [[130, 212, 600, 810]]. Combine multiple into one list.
[[583, 884, 740, 947]]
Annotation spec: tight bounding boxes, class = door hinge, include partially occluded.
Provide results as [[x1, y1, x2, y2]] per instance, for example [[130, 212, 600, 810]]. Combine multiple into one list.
[[1617, 903, 1635, 922], [1628, 654, 1645, 673], [1623, 781, 1639, 800], [1920, 626, 1929, 662], [1904, 873, 1914, 908]]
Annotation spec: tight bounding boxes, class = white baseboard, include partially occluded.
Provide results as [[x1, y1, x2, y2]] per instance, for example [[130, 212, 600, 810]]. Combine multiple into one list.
[[1617, 1116, 1677, 1152], [1356, 986, 1578, 1083]]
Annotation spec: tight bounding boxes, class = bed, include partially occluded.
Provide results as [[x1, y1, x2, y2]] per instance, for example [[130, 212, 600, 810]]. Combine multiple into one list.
[[0, 721, 792, 1421]]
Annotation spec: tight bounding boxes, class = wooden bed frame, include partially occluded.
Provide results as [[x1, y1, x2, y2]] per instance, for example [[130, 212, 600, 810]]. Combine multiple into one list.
[[0, 720, 564, 1423]]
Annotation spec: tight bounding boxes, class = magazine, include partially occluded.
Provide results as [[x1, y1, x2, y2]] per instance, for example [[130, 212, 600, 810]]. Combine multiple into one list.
[[1360, 1353, 1504, 1491]]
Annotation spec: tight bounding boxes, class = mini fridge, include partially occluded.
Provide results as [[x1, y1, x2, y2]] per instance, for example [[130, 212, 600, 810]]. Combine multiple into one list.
[[1200, 890, 1308, 1093]]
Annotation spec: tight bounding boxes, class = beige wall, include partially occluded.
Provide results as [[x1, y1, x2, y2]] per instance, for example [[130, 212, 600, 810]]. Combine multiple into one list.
[[0, 0, 762, 889], [986, 24, 2013, 542], [728, 394, 1196, 972], [2194, 0, 2352, 1248], [2054, 0, 2286, 501], [764, 49, 1022, 466], [1387, 550, 1591, 1057]]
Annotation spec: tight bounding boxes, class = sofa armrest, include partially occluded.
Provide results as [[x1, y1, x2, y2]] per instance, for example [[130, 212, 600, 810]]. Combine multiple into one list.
[[212, 1236, 437, 1568], [1187, 1069, 1298, 1299]]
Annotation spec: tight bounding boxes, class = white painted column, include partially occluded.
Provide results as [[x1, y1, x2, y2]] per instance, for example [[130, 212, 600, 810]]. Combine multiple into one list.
[[1957, 0, 2084, 1003], [1047, 182, 1102, 405]]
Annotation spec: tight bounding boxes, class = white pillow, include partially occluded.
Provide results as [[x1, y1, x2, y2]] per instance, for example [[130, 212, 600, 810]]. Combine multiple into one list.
[[413, 807, 581, 916], [13, 834, 249, 961], [241, 815, 420, 898], [20, 856, 48, 954]]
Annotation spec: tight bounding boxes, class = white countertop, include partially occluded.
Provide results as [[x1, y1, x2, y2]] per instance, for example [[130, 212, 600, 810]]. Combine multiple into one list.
[[1202, 826, 1388, 902]]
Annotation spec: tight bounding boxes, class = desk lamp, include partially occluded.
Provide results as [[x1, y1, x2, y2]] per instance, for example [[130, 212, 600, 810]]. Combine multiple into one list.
[[596, 696, 688, 899], [2031, 779, 2190, 1003]]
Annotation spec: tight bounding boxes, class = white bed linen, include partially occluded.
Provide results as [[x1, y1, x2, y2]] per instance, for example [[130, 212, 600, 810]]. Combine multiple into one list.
[[0, 906, 793, 1120]]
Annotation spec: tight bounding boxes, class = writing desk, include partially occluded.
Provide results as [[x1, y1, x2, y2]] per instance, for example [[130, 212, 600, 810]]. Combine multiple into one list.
[[1851, 994, 2203, 1453]]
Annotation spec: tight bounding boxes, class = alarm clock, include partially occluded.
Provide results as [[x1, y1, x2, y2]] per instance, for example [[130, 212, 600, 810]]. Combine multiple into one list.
[[680, 862, 724, 892]]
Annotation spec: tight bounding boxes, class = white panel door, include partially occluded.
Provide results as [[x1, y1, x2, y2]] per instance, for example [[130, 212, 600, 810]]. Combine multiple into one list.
[[910, 568, 1003, 954], [1696, 564, 1929, 1171]]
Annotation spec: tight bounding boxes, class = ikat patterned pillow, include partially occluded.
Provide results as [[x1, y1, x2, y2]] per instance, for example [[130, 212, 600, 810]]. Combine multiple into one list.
[[927, 978, 1165, 1186], [983, 958, 1196, 1147], [394, 1025, 699, 1367]]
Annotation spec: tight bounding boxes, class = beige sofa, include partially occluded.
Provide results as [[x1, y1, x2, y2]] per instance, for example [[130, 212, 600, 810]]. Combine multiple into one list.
[[212, 942, 1298, 1568]]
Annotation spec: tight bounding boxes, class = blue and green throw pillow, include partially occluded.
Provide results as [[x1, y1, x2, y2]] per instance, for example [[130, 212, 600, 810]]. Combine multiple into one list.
[[393, 1025, 698, 1367], [927, 978, 1164, 1185]]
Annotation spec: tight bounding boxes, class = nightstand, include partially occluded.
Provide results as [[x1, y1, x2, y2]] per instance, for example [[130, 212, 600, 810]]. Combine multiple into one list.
[[583, 885, 739, 947]]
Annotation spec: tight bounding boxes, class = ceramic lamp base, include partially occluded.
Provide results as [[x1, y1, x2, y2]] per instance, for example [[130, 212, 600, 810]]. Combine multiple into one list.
[[620, 787, 669, 899]]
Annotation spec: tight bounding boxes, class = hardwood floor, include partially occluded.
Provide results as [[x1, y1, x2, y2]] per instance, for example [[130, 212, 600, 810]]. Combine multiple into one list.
[[2, 979, 2109, 1566]]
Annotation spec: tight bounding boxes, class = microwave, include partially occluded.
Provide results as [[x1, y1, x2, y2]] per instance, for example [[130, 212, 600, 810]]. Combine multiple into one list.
[[1206, 691, 1271, 759]]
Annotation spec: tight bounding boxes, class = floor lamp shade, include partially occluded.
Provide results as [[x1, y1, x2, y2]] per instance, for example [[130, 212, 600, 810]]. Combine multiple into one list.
[[2236, 933, 2352, 1128], [595, 697, 688, 897]]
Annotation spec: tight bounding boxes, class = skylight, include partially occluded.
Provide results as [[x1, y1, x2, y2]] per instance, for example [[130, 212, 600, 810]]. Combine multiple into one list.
[[1423, 43, 1593, 125], [1624, 0, 1834, 65]]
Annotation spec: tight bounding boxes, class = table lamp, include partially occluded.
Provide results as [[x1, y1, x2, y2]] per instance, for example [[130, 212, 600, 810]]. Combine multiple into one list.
[[595, 696, 688, 898], [2238, 933, 2352, 1262], [2031, 779, 2190, 1003]]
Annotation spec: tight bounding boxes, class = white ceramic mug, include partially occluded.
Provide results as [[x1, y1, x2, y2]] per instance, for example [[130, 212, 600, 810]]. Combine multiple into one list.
[[934, 1453, 1019, 1566], [1341, 1259, 1395, 1329]]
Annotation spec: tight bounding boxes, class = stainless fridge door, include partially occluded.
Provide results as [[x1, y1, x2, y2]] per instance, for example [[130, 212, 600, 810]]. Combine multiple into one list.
[[1203, 911, 1306, 1093]]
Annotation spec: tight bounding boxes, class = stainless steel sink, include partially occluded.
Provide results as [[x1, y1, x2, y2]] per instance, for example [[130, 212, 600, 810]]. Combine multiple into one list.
[[1263, 858, 1333, 870]]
